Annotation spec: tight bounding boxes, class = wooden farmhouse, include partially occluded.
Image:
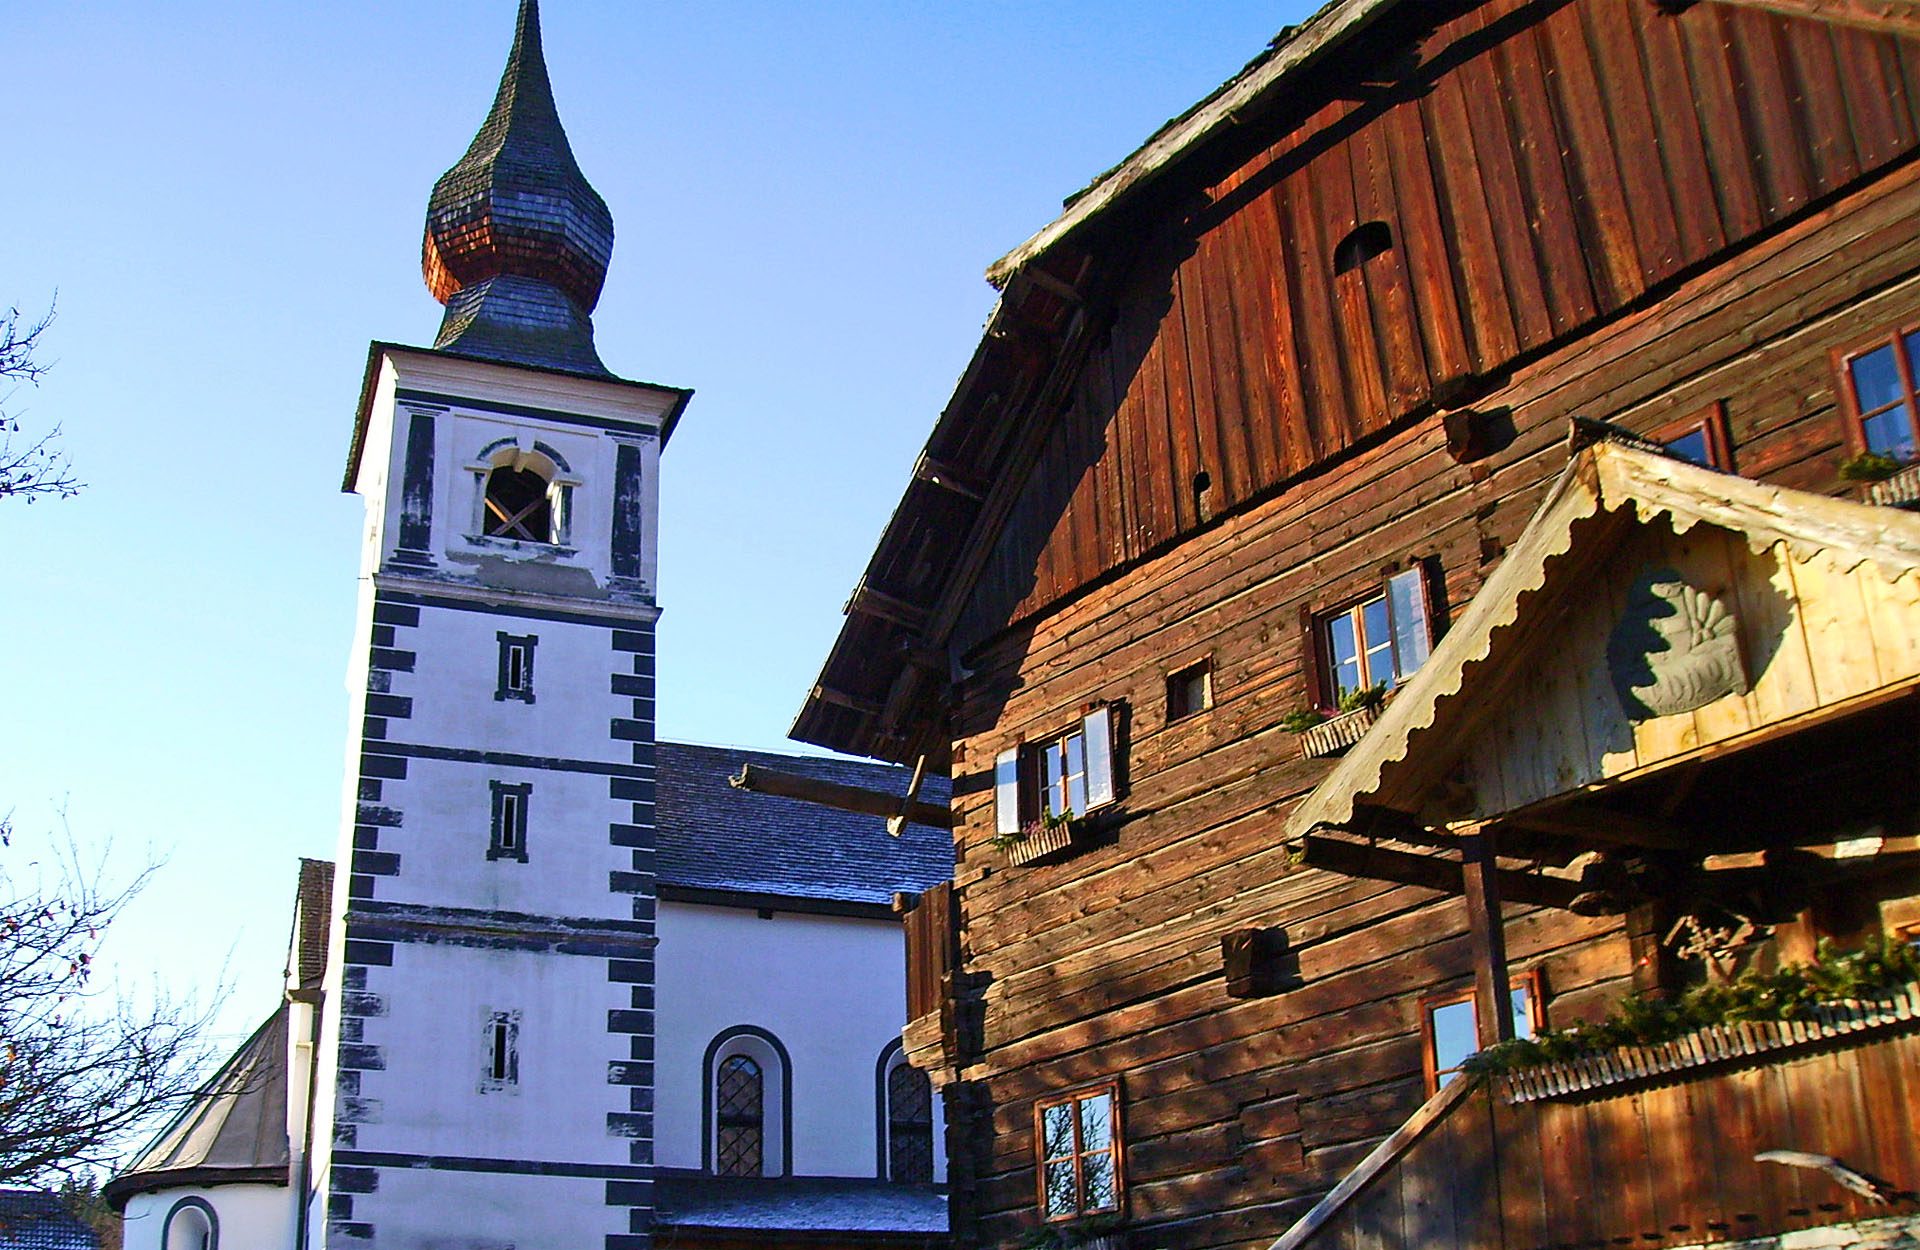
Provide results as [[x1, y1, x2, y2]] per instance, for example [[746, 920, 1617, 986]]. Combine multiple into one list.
[[794, 1, 1920, 1249]]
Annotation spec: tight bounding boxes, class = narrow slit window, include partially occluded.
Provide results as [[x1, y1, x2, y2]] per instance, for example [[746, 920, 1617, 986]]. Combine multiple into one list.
[[489, 781, 531, 863], [495, 632, 538, 703], [481, 1009, 520, 1091]]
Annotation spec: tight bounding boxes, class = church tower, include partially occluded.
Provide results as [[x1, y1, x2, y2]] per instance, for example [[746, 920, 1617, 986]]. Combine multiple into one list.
[[312, 5, 685, 1246]]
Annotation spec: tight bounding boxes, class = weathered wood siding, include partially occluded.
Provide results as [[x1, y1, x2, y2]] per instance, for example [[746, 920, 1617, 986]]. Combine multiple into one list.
[[959, 0, 1920, 649], [1298, 1028, 1920, 1250], [941, 116, 1920, 1250]]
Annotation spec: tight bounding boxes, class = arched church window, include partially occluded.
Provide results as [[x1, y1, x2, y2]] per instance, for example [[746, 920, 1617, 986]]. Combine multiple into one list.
[[886, 1059, 935, 1183], [163, 1197, 218, 1250], [715, 1054, 764, 1177], [483, 464, 555, 542]]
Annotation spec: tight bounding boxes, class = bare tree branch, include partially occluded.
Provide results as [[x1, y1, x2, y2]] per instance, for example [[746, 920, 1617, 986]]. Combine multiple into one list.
[[0, 301, 80, 503], [0, 814, 218, 1184]]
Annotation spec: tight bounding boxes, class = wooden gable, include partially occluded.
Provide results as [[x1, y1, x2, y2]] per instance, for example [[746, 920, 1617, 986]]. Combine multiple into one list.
[[1285, 438, 1920, 837]]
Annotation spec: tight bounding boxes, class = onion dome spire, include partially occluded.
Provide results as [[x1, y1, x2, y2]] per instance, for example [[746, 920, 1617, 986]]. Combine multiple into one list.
[[422, 0, 615, 374]]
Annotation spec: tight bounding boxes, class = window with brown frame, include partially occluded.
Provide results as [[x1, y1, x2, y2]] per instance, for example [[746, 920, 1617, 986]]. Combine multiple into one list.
[[1651, 401, 1733, 471], [1419, 969, 1543, 1094], [1834, 325, 1920, 461], [994, 705, 1122, 836], [1312, 565, 1435, 709], [1035, 1081, 1124, 1222]]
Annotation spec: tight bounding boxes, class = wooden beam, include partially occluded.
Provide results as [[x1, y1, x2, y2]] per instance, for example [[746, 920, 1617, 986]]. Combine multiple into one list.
[[729, 763, 953, 830], [912, 454, 985, 502], [845, 583, 930, 632], [1298, 835, 1585, 910], [1505, 803, 1692, 851], [1699, 0, 1920, 40], [1461, 830, 1516, 1049], [810, 685, 883, 718]]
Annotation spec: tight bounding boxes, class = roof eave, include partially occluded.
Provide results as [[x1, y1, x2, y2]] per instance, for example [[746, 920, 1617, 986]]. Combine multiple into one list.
[[983, 0, 1404, 289]]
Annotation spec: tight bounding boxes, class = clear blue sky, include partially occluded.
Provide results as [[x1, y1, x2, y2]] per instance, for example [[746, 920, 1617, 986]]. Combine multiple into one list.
[[2, 2, 1314, 1083]]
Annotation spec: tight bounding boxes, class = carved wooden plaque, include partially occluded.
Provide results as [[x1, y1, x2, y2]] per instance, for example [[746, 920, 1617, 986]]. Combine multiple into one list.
[[1606, 566, 1748, 720]]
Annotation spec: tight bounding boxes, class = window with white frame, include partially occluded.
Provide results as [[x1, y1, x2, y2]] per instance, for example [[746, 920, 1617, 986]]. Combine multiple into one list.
[[1316, 566, 1434, 706], [995, 704, 1122, 838]]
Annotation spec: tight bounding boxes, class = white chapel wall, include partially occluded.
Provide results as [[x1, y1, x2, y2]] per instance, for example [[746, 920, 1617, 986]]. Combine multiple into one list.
[[121, 1184, 290, 1250], [654, 900, 946, 1182]]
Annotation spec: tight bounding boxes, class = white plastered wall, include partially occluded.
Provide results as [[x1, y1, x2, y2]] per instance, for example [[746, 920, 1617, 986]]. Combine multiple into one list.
[[121, 1185, 290, 1250], [654, 900, 946, 1182]]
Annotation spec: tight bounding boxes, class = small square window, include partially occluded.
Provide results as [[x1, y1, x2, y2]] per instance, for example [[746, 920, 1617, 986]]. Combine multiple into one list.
[[1650, 401, 1733, 471], [1420, 969, 1543, 1094], [1314, 565, 1434, 708], [1166, 662, 1212, 721], [1835, 327, 1920, 462], [495, 632, 537, 704], [489, 781, 531, 863], [1035, 1081, 1124, 1222], [481, 1008, 520, 1091]]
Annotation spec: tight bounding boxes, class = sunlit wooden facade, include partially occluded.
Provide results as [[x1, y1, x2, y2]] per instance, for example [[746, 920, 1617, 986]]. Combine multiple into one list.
[[796, 2, 1920, 1248]]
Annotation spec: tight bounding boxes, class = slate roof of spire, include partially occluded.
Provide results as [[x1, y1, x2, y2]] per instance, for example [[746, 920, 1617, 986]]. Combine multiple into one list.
[[654, 743, 953, 907], [0, 1191, 98, 1250], [422, 0, 615, 375]]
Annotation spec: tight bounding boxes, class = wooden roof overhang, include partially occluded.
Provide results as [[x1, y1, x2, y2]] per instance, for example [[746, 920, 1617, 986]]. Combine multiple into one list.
[[1282, 435, 1920, 910]]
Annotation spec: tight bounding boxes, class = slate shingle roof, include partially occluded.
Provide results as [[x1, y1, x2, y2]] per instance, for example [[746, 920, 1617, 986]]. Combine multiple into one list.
[[655, 742, 952, 907], [0, 1191, 98, 1250], [655, 1176, 948, 1235]]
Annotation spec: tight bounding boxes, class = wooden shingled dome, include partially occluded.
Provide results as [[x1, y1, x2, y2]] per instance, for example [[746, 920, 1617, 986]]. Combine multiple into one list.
[[420, 0, 614, 372]]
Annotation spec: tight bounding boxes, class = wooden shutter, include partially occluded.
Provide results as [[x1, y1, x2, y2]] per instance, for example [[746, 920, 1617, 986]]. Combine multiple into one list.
[[1083, 705, 1117, 811], [995, 746, 1021, 835]]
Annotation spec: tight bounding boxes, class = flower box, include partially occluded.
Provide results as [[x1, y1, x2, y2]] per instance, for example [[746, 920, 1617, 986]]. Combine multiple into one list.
[[1867, 461, 1920, 509], [1002, 819, 1076, 867], [1297, 703, 1382, 758]]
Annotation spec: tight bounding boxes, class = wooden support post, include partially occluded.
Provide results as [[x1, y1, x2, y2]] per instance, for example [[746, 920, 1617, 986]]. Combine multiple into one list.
[[1460, 830, 1516, 1048], [1625, 901, 1674, 999]]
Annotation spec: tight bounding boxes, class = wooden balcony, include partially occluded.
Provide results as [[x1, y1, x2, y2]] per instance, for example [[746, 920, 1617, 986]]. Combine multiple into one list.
[[1275, 988, 1920, 1250]]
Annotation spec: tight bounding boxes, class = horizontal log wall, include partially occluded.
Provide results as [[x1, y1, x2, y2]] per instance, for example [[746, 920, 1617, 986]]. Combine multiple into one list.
[[941, 121, 1920, 1250], [959, 0, 1920, 650]]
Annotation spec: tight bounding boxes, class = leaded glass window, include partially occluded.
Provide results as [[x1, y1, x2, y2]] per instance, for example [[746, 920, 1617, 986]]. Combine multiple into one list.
[[715, 1054, 764, 1177], [887, 1061, 934, 1183]]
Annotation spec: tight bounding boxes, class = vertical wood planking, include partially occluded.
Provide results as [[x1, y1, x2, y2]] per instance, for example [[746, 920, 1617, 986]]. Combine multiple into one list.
[[1631, 10, 1729, 260], [1676, 4, 1769, 241], [1348, 117, 1431, 416], [1536, 2, 1645, 309], [1454, 2, 1557, 351], [1784, 23, 1863, 191], [1278, 154, 1357, 455], [1854, 564, 1920, 679], [1580, 0, 1687, 286], [1726, 9, 1816, 220], [1729, 539, 1819, 729], [1785, 551, 1885, 705], [1174, 263, 1233, 512], [1496, 21, 1602, 334], [1380, 90, 1474, 388], [1318, 139, 1393, 437], [1236, 173, 1315, 478], [1421, 54, 1521, 370], [1158, 260, 1203, 537]]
